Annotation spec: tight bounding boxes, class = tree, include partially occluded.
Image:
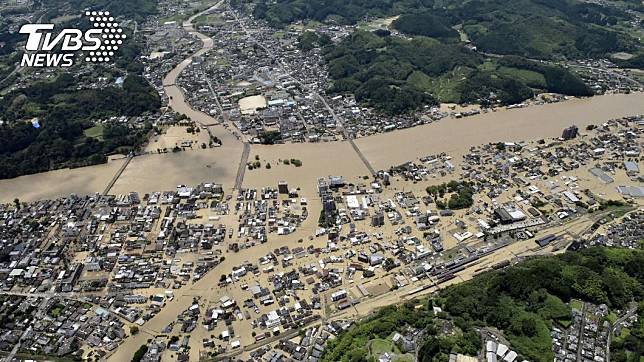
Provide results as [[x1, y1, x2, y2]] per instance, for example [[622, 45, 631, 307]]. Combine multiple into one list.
[[392, 13, 459, 39], [13, 198, 20, 210], [290, 159, 302, 167], [514, 317, 538, 337], [0, 72, 160, 180], [131, 344, 148, 362], [383, 258, 396, 271]]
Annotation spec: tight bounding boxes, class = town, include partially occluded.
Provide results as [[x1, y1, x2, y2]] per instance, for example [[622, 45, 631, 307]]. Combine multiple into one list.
[[0, 116, 641, 361], [0, 0, 642, 361], [138, 0, 644, 144]]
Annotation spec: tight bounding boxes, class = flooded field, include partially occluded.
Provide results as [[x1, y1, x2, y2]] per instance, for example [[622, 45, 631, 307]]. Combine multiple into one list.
[[144, 125, 212, 152], [110, 144, 243, 195], [356, 92, 644, 170], [0, 158, 125, 203], [243, 141, 371, 195], [238, 95, 267, 115], [2, 92, 643, 203], [2, 0, 642, 207]]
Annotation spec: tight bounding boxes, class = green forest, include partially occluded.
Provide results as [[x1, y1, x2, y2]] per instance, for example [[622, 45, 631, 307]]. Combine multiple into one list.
[[258, 0, 642, 113], [322, 31, 592, 112], [321, 247, 644, 362], [391, 13, 459, 40], [430, 0, 637, 59], [254, 0, 640, 60], [0, 72, 160, 179], [253, 0, 430, 26], [35, 0, 158, 22], [0, 1, 160, 180]]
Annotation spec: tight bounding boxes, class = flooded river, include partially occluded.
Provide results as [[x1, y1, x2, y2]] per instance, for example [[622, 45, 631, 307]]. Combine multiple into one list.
[[357, 92, 644, 170], [1, 0, 642, 204]]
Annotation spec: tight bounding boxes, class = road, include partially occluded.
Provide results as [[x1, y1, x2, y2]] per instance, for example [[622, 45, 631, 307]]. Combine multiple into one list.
[[0, 289, 160, 361], [96, 178, 600, 362], [0, 65, 21, 88], [234, 143, 251, 190], [0, 9, 49, 89], [62, 4, 643, 361], [160, 0, 254, 192], [479, 51, 643, 87], [227, 6, 377, 176], [315, 94, 377, 176], [102, 6, 629, 360], [103, 153, 134, 195], [569, 64, 643, 87], [206, 223, 576, 361], [606, 303, 638, 362], [577, 303, 587, 362], [3, 326, 31, 362]]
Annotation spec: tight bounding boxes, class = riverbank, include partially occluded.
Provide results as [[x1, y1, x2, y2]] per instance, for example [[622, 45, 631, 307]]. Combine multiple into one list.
[[356, 92, 644, 170], [1, 92, 642, 203]]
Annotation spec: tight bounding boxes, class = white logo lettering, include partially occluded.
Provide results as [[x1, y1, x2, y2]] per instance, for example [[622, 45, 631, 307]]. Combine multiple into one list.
[[19, 24, 54, 51], [19, 11, 124, 67]]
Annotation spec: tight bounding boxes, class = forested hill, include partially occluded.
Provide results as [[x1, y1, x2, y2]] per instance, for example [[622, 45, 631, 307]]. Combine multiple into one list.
[[253, 0, 427, 26], [0, 0, 160, 180], [321, 247, 644, 362], [35, 0, 158, 22], [0, 73, 160, 179], [322, 31, 592, 113], [254, 0, 641, 60]]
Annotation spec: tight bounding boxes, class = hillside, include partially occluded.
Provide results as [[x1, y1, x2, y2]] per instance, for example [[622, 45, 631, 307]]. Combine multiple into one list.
[[321, 247, 644, 362], [323, 31, 592, 112], [36, 0, 158, 22], [0, 73, 160, 179], [253, 0, 641, 60], [0, 0, 161, 180]]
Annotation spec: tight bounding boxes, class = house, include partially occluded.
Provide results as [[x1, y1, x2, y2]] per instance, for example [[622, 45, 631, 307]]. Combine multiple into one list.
[[624, 161, 639, 176], [331, 289, 347, 302]]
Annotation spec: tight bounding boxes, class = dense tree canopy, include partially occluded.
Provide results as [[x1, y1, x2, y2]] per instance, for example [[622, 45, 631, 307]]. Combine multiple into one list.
[[35, 0, 158, 22], [392, 13, 459, 39], [323, 30, 592, 111], [322, 248, 644, 362], [0, 73, 159, 179], [254, 0, 639, 59], [253, 0, 433, 26]]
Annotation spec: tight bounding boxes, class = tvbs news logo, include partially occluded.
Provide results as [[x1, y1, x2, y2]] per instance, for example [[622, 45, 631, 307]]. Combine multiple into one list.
[[19, 11, 126, 68]]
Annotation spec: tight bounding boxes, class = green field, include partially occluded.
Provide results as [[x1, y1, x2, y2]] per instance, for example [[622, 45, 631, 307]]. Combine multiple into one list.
[[160, 13, 188, 24], [570, 299, 584, 312], [497, 66, 547, 88], [407, 68, 467, 103], [84, 124, 105, 141], [369, 338, 396, 355], [195, 13, 224, 26], [324, 30, 591, 112], [614, 327, 631, 344], [607, 311, 619, 324], [367, 337, 414, 362]]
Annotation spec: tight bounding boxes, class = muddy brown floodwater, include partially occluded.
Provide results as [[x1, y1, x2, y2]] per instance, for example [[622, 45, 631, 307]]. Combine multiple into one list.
[[356, 92, 644, 170], [1, 0, 642, 208]]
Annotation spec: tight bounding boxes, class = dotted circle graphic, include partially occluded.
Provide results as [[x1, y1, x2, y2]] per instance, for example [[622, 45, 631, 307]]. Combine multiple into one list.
[[83, 11, 124, 64]]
